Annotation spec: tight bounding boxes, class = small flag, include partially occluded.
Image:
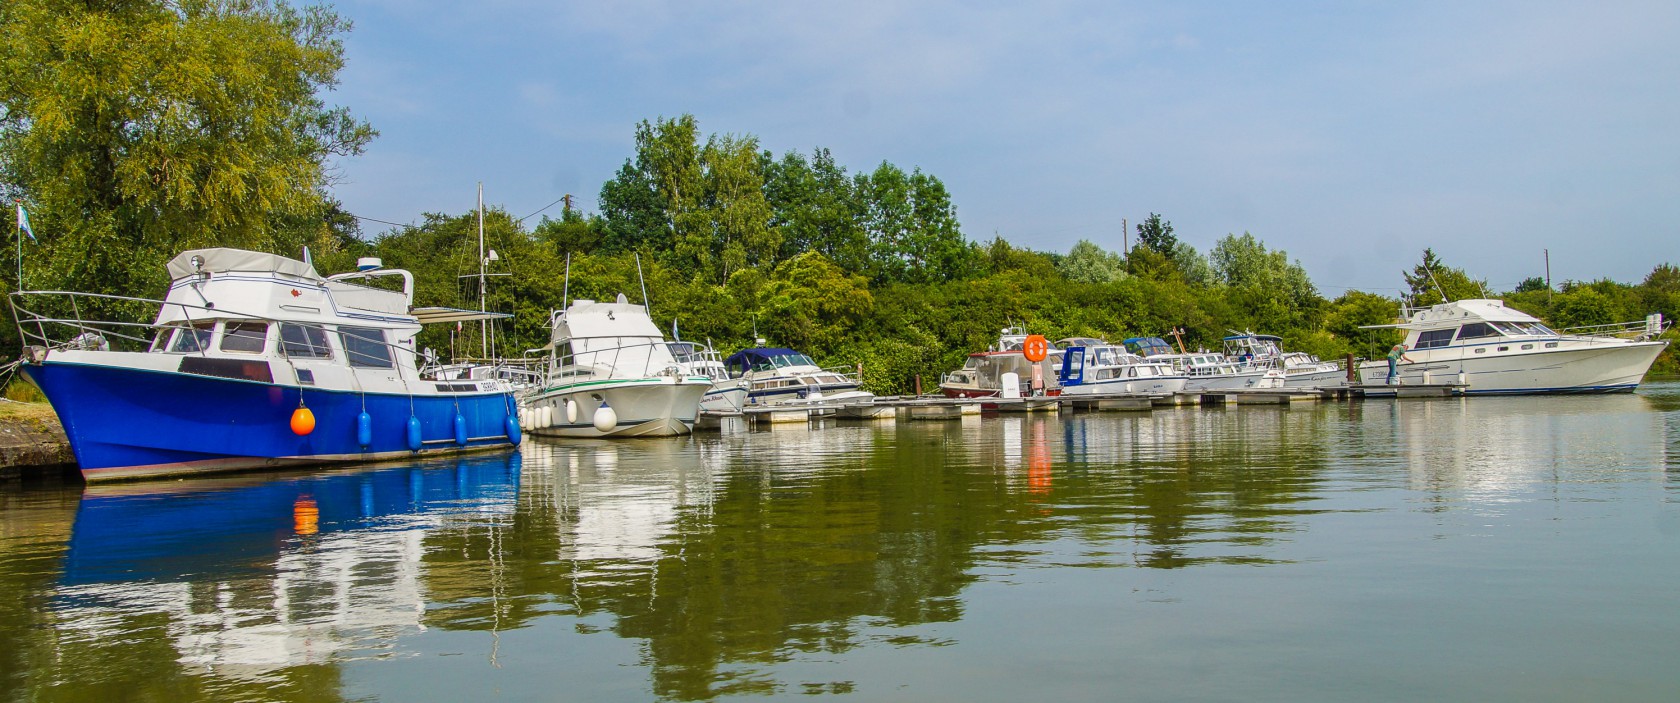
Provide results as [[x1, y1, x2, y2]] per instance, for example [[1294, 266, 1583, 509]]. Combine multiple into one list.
[[671, 317, 680, 341], [15, 202, 35, 243]]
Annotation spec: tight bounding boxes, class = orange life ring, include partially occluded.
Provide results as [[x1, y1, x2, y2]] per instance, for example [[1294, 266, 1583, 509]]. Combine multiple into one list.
[[1023, 334, 1048, 362]]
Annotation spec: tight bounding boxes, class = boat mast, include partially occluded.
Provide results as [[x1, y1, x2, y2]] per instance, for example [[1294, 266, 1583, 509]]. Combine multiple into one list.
[[478, 182, 487, 358]]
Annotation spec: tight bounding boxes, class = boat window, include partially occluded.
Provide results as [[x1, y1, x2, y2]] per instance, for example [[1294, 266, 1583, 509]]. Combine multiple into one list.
[[340, 326, 393, 368], [280, 323, 332, 359], [1414, 329, 1456, 349], [220, 321, 268, 354], [1456, 323, 1500, 341], [1521, 344, 1533, 350], [1544, 342, 1559, 348], [168, 322, 215, 353]]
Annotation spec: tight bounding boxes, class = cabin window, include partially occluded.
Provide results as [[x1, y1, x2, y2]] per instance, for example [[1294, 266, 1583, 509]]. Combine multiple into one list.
[[1415, 329, 1456, 349], [220, 321, 269, 354], [1521, 344, 1534, 350], [280, 323, 332, 359], [1474, 348, 1487, 354], [168, 322, 215, 353], [1456, 323, 1499, 341], [1544, 342, 1559, 348], [1066, 349, 1084, 376], [340, 326, 394, 369], [1497, 346, 1509, 352]]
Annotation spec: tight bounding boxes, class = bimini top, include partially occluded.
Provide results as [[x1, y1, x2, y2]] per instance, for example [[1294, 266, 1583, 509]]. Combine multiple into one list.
[[1123, 337, 1177, 357], [724, 347, 817, 375], [165, 248, 322, 281]]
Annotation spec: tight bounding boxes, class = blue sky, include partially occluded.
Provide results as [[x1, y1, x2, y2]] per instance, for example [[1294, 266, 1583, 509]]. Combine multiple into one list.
[[325, 1, 1680, 296]]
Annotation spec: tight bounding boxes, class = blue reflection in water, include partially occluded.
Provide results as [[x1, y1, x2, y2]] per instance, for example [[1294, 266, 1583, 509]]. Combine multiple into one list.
[[60, 452, 522, 588]]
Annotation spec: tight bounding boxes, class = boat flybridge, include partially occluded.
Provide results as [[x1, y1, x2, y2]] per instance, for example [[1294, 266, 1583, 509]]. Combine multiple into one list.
[[1357, 299, 1668, 393], [670, 340, 749, 413], [11, 248, 521, 482], [1221, 332, 1345, 389], [521, 294, 712, 438]]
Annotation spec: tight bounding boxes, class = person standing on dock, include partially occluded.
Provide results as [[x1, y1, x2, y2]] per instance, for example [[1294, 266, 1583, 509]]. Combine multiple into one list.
[[1386, 343, 1413, 385]]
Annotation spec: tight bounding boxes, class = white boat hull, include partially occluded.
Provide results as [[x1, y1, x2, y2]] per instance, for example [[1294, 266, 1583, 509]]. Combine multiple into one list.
[[1356, 340, 1666, 394], [1183, 369, 1285, 391], [1283, 366, 1348, 389], [700, 379, 749, 414], [1060, 376, 1186, 396], [523, 377, 709, 438]]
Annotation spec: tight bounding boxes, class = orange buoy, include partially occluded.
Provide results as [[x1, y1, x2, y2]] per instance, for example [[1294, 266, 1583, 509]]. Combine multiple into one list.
[[1023, 334, 1049, 363], [290, 406, 316, 435]]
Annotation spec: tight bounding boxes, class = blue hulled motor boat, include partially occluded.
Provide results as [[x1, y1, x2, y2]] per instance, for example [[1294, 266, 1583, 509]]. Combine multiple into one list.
[[11, 248, 522, 482]]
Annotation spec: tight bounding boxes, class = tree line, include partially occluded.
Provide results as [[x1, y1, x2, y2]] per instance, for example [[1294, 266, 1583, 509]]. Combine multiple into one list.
[[3, 1, 1675, 395]]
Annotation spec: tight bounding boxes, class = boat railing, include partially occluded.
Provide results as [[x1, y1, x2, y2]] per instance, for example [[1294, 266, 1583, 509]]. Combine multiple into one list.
[[10, 290, 494, 384], [538, 339, 692, 387], [1558, 314, 1669, 342]]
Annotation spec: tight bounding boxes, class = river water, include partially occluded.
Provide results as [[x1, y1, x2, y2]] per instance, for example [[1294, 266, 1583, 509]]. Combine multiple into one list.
[[3, 383, 1678, 702]]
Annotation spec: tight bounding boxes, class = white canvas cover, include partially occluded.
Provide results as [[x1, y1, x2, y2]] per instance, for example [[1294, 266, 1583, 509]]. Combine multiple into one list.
[[166, 248, 322, 281]]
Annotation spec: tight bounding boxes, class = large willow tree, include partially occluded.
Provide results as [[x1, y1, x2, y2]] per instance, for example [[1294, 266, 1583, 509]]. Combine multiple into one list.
[[0, 0, 374, 312]]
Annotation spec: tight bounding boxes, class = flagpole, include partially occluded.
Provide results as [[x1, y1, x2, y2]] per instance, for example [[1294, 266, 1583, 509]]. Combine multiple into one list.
[[14, 200, 21, 292]]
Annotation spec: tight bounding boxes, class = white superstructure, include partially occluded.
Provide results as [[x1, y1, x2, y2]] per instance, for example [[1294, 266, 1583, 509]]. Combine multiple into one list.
[[1357, 299, 1668, 394]]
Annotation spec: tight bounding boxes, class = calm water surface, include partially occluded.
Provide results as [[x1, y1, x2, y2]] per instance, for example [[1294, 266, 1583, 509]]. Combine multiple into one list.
[[3, 383, 1679, 701]]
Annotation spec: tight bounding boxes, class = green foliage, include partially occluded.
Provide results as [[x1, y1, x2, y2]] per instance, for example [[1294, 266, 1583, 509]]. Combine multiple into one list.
[[1058, 240, 1127, 283], [1403, 248, 1488, 306], [1135, 213, 1177, 253], [1209, 232, 1323, 332], [0, 0, 374, 323], [1515, 276, 1548, 293]]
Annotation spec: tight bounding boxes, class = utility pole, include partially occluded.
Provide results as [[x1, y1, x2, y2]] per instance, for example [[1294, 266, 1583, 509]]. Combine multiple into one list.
[[1544, 248, 1552, 303], [562, 193, 573, 216], [1122, 217, 1129, 257]]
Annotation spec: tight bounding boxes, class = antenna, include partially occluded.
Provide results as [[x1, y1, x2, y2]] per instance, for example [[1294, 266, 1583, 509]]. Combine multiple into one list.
[[1424, 261, 1449, 303], [635, 252, 651, 311], [561, 252, 571, 309], [478, 182, 487, 358]]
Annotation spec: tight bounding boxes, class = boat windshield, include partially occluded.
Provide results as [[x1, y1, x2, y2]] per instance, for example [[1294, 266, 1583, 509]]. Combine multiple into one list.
[[1492, 321, 1555, 336], [763, 353, 817, 370]]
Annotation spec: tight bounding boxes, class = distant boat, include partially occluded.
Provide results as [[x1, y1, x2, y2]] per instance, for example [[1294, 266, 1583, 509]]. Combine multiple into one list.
[[723, 347, 875, 407], [522, 295, 712, 437], [1122, 336, 1285, 391], [939, 327, 1064, 398], [670, 340, 749, 413], [1056, 340, 1186, 395], [12, 248, 522, 482], [1220, 332, 1345, 389], [1356, 299, 1668, 393]]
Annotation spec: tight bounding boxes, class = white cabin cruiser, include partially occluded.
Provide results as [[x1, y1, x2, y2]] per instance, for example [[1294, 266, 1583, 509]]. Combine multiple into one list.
[[523, 295, 711, 437], [1357, 299, 1668, 394], [722, 347, 876, 407], [11, 248, 521, 481], [1056, 340, 1186, 395], [1123, 336, 1285, 391], [670, 340, 749, 413], [1222, 332, 1345, 389]]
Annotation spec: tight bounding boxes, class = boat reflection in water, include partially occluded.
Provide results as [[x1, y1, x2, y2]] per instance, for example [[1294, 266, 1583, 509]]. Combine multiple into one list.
[[46, 454, 521, 694]]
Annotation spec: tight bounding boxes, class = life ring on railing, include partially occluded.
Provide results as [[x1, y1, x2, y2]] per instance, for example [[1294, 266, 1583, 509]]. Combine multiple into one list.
[[1023, 334, 1049, 363]]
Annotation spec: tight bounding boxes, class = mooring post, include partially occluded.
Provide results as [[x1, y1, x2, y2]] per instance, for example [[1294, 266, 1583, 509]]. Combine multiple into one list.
[[1345, 353, 1356, 383], [915, 375, 923, 396]]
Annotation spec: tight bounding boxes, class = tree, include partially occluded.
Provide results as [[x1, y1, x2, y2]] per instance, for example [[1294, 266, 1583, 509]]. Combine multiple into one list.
[[1514, 276, 1548, 293], [1135, 213, 1177, 254], [1402, 249, 1488, 306], [0, 0, 374, 311], [1209, 232, 1322, 331], [1058, 240, 1127, 283]]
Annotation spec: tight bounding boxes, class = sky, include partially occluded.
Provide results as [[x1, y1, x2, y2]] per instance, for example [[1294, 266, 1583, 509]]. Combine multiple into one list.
[[324, 0, 1680, 297]]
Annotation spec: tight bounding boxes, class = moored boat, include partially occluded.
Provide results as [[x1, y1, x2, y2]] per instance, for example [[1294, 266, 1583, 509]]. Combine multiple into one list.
[[670, 340, 749, 413], [723, 347, 875, 407], [1056, 340, 1186, 395], [1123, 336, 1285, 391], [939, 327, 1064, 398], [522, 295, 712, 437], [11, 248, 521, 482], [1221, 332, 1345, 389], [1356, 299, 1668, 393]]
